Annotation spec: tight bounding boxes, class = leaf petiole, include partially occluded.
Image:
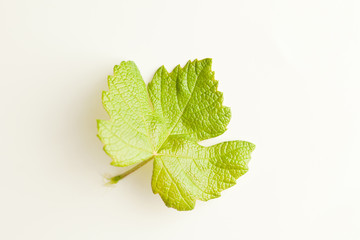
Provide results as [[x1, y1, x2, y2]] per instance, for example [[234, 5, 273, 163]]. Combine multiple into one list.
[[106, 156, 154, 184]]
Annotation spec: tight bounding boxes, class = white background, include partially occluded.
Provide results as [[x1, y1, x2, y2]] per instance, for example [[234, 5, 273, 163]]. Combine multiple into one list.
[[1, 0, 359, 239]]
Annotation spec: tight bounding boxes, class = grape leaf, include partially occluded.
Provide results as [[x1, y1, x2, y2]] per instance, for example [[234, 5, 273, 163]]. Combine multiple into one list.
[[97, 61, 155, 167], [148, 58, 231, 146], [97, 59, 255, 211], [152, 137, 255, 210]]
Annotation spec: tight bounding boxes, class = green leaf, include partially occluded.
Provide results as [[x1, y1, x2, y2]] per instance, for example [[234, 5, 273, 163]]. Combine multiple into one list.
[[152, 138, 255, 211], [97, 59, 255, 211], [148, 59, 231, 148], [97, 61, 154, 167]]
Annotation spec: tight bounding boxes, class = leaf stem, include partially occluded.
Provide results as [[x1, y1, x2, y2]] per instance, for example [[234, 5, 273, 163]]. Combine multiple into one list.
[[107, 157, 154, 184]]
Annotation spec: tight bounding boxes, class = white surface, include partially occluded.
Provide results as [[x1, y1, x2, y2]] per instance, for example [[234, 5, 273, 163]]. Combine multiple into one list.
[[1, 0, 359, 239]]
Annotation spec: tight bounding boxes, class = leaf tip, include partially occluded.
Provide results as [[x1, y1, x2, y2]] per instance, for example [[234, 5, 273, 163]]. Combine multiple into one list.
[[249, 142, 256, 152]]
